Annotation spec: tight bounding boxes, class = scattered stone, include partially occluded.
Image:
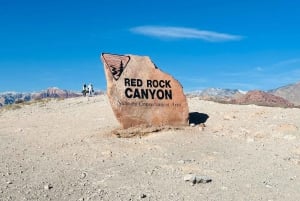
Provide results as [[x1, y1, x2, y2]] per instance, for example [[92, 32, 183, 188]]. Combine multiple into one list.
[[183, 174, 212, 185], [177, 159, 193, 164], [195, 175, 212, 184], [101, 53, 189, 129], [6, 181, 13, 185], [80, 172, 87, 179], [183, 174, 196, 182], [265, 184, 272, 188], [178, 160, 185, 164], [44, 184, 53, 190], [140, 194, 147, 198], [190, 123, 195, 127]]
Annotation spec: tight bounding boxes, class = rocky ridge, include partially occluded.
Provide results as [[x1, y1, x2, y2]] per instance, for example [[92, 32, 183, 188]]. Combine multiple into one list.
[[269, 82, 300, 106], [186, 88, 244, 101], [0, 87, 104, 108]]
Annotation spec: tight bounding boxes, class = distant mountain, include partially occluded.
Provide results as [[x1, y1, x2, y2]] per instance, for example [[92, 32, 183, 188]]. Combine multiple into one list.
[[31, 87, 81, 99], [186, 88, 244, 102], [232, 90, 294, 108], [269, 82, 300, 106], [186, 85, 297, 108], [0, 87, 104, 108]]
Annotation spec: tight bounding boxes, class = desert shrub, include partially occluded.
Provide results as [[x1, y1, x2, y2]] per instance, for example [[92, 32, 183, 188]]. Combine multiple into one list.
[[2, 104, 22, 111], [15, 99, 25, 104]]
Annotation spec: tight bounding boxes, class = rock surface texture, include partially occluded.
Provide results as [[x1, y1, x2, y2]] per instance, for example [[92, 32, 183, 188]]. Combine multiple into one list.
[[101, 53, 189, 129]]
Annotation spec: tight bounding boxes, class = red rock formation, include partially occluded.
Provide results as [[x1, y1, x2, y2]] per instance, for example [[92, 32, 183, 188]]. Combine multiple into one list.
[[233, 90, 294, 108]]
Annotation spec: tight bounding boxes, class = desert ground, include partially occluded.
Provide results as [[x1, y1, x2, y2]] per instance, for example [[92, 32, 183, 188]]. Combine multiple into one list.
[[1, 95, 300, 201]]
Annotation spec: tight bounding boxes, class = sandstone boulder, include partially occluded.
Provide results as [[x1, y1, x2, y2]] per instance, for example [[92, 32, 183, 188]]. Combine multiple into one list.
[[101, 53, 189, 129]]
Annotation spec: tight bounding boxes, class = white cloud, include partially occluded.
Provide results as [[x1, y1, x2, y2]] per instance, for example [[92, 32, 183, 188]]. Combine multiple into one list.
[[130, 26, 243, 42]]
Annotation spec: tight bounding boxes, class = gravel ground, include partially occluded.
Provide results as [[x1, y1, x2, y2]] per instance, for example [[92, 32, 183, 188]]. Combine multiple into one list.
[[1, 95, 300, 201]]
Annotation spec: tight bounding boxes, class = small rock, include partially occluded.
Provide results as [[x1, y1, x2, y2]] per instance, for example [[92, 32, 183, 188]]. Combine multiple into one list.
[[184, 174, 212, 184], [44, 184, 53, 190], [6, 181, 13, 185], [183, 174, 196, 184], [195, 176, 212, 183], [80, 172, 87, 179], [78, 198, 85, 201], [140, 194, 147, 198], [178, 159, 193, 164], [190, 123, 196, 127], [177, 160, 185, 164]]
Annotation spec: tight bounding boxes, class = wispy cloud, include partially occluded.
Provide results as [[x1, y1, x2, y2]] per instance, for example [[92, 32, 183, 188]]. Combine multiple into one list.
[[130, 26, 243, 42], [273, 58, 300, 67]]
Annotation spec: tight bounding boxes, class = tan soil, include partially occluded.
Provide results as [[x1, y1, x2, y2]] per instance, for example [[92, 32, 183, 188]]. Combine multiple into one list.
[[1, 95, 300, 201]]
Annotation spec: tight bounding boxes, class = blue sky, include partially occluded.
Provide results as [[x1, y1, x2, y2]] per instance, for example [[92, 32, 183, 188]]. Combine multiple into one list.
[[1, 0, 300, 92]]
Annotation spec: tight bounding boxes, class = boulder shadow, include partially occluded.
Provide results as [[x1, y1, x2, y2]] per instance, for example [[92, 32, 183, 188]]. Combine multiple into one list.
[[189, 112, 209, 125]]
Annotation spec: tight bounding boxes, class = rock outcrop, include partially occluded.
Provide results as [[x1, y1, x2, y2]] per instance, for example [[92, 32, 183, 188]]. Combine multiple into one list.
[[232, 90, 294, 108], [101, 53, 189, 129]]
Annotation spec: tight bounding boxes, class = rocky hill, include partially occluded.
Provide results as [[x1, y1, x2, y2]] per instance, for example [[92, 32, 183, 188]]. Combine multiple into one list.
[[186, 88, 244, 101], [232, 90, 294, 108], [31, 87, 81, 100], [269, 82, 300, 106], [0, 87, 99, 108], [186, 81, 300, 108]]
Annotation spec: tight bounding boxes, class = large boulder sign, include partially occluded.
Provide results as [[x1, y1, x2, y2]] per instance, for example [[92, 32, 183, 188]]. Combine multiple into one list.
[[101, 53, 189, 129]]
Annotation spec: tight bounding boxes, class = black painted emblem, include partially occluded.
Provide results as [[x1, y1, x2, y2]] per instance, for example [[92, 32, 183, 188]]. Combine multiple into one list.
[[102, 53, 130, 81]]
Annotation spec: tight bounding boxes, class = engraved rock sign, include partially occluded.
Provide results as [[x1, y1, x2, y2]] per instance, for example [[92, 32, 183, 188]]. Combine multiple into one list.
[[101, 53, 189, 129]]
